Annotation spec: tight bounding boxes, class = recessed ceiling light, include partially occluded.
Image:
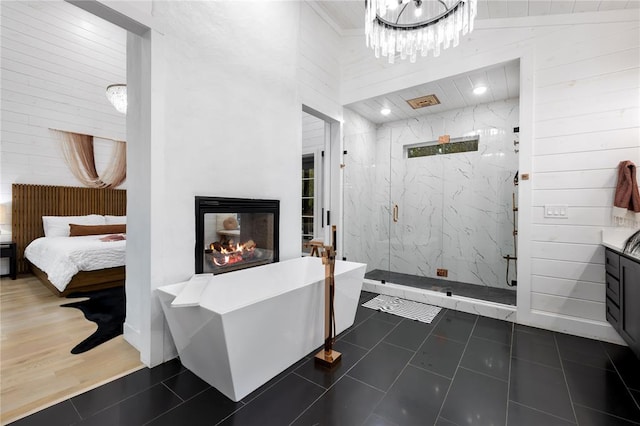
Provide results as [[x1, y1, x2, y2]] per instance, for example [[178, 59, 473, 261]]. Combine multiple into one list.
[[473, 86, 487, 95], [380, 108, 391, 116]]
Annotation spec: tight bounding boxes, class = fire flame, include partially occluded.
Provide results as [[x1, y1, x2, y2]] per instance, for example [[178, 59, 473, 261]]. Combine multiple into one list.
[[209, 239, 256, 266]]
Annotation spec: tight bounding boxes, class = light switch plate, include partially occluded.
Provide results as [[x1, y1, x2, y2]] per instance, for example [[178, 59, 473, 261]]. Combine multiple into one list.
[[544, 204, 569, 218]]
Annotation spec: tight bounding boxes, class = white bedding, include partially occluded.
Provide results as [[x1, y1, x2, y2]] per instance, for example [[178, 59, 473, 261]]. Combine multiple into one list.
[[24, 235, 126, 292]]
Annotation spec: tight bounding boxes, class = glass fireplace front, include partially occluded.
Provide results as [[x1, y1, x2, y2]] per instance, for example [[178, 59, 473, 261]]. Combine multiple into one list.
[[195, 197, 279, 275]]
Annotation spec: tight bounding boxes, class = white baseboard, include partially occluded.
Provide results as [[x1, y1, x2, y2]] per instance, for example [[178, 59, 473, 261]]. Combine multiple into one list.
[[362, 279, 627, 346], [123, 321, 142, 352], [519, 309, 627, 346]]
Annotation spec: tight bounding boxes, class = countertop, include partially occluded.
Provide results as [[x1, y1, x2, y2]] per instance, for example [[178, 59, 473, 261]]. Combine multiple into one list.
[[602, 227, 640, 260]]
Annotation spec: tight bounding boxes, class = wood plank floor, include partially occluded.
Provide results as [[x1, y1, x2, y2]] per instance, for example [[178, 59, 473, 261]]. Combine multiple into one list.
[[0, 275, 143, 425]]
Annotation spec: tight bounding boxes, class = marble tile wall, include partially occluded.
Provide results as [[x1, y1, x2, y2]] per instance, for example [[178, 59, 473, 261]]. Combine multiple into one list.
[[344, 98, 519, 289], [343, 109, 385, 271]]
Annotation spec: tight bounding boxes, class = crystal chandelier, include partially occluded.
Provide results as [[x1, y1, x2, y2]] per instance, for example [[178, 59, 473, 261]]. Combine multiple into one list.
[[106, 84, 127, 114], [365, 0, 477, 64]]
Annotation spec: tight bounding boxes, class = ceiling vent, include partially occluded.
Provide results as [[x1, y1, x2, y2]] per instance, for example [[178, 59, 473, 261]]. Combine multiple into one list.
[[406, 94, 441, 109]]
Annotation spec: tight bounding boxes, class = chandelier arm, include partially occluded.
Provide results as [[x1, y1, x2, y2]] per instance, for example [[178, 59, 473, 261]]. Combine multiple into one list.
[[375, 0, 465, 30], [395, 2, 410, 25], [365, 0, 476, 63]]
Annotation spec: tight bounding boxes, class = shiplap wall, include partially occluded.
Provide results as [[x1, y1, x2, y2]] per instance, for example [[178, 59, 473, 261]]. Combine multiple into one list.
[[529, 16, 639, 326], [302, 111, 325, 151], [298, 2, 343, 120], [340, 10, 640, 342], [0, 1, 127, 219]]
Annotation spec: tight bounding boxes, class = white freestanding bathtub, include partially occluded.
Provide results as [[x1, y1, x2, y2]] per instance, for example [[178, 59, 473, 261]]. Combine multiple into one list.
[[157, 256, 366, 402]]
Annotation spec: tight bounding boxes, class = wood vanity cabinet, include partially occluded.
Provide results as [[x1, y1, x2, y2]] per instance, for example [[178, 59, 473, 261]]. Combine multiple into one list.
[[605, 248, 640, 358]]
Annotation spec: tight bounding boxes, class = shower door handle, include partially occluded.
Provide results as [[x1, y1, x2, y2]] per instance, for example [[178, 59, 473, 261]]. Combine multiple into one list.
[[393, 204, 399, 223]]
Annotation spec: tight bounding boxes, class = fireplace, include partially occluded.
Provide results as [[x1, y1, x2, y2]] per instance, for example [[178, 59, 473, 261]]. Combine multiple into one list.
[[195, 197, 279, 275]]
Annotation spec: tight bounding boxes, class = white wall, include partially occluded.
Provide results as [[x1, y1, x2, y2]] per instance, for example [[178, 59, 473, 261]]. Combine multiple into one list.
[[115, 0, 349, 366], [298, 3, 345, 249], [302, 111, 325, 151], [0, 1, 127, 195], [298, 3, 343, 121], [0, 1, 126, 273], [341, 10, 640, 343], [153, 0, 300, 278], [342, 108, 379, 267]]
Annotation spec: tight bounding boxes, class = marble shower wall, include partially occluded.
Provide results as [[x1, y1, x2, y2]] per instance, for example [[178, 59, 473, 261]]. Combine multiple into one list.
[[343, 109, 387, 271], [344, 98, 519, 289]]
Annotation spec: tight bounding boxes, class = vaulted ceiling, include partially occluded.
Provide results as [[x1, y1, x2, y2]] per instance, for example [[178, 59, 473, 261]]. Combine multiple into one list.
[[313, 0, 637, 32], [324, 0, 637, 123]]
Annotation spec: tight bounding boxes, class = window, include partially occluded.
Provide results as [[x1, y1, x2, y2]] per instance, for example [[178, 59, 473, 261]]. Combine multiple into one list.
[[406, 136, 479, 158], [302, 154, 315, 254]]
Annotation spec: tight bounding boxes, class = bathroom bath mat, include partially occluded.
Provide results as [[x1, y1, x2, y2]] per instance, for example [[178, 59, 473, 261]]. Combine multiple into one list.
[[362, 294, 441, 324]]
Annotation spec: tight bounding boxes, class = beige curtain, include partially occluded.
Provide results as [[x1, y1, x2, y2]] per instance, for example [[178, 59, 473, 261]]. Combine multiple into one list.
[[59, 131, 126, 189]]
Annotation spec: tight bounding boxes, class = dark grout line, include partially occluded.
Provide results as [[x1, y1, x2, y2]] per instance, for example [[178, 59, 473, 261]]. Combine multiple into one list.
[[572, 402, 640, 425], [510, 354, 564, 371], [554, 333, 579, 424], [287, 331, 388, 426], [160, 381, 185, 403], [74, 382, 166, 423], [469, 333, 511, 347], [407, 361, 458, 381], [456, 365, 509, 383], [291, 370, 332, 391], [509, 400, 578, 425], [69, 399, 83, 421], [215, 401, 251, 426], [434, 314, 479, 422], [344, 373, 389, 394], [601, 342, 640, 412], [505, 322, 515, 425]]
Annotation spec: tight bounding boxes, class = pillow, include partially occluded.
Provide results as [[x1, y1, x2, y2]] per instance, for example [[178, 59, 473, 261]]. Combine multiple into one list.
[[42, 215, 106, 237], [69, 224, 126, 237], [105, 215, 126, 225]]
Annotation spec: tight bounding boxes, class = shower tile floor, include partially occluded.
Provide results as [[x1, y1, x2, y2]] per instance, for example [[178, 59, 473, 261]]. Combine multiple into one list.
[[11, 292, 640, 426], [366, 269, 517, 306]]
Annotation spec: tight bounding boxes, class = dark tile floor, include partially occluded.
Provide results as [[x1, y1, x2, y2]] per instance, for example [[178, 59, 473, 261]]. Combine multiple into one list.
[[11, 291, 640, 426], [366, 269, 517, 306]]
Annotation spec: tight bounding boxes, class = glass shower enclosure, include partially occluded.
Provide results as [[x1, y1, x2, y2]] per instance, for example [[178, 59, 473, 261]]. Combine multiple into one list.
[[343, 97, 519, 305]]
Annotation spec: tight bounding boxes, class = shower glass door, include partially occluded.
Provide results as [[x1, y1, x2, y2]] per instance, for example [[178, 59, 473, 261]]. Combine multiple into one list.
[[387, 124, 445, 284], [343, 111, 392, 278], [385, 116, 518, 300], [343, 99, 519, 304]]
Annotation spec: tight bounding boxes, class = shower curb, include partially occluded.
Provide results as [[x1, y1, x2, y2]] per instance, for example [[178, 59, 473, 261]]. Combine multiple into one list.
[[362, 279, 517, 322]]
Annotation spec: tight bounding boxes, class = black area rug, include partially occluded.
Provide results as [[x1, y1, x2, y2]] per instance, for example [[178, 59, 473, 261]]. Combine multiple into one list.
[[61, 286, 125, 354]]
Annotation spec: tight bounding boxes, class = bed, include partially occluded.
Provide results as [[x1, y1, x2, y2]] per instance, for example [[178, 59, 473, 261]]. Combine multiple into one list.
[[12, 184, 127, 297]]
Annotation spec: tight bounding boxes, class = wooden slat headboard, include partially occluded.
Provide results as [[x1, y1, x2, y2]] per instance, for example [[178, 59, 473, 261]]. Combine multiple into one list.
[[12, 184, 127, 274]]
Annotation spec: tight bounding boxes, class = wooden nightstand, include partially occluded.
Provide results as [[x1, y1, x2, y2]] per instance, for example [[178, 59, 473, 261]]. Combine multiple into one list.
[[0, 242, 17, 280]]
